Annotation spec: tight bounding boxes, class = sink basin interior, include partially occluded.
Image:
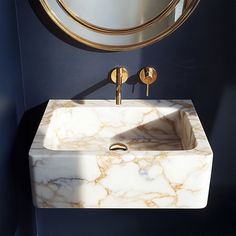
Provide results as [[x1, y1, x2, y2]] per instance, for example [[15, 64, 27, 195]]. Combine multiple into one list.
[[43, 106, 196, 151]]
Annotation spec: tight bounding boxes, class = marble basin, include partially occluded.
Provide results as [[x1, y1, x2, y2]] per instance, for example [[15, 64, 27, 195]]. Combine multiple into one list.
[[29, 100, 213, 208]]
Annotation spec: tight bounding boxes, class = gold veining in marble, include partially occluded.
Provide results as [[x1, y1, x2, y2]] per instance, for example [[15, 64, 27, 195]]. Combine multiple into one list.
[[29, 100, 213, 208]]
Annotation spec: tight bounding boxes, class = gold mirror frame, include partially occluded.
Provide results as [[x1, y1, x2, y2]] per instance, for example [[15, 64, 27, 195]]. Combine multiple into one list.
[[40, 0, 200, 51]]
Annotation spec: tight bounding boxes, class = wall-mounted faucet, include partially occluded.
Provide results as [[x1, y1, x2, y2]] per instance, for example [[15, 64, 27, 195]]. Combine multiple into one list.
[[111, 67, 128, 105]]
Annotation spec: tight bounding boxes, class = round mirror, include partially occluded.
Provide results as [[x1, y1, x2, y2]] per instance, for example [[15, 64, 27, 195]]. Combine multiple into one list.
[[40, 0, 199, 51]]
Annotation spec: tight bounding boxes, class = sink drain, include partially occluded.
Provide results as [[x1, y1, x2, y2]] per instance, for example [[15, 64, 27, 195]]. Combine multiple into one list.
[[109, 143, 128, 151]]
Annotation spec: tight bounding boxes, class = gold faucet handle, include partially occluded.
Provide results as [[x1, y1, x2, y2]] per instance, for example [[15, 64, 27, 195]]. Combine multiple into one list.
[[139, 67, 157, 96], [111, 67, 128, 84]]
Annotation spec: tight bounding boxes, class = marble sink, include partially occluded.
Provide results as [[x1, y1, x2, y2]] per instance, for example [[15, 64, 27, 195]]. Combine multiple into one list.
[[29, 100, 213, 208]]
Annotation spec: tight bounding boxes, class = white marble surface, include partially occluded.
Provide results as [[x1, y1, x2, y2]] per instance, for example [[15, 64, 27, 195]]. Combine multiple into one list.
[[29, 100, 213, 208]]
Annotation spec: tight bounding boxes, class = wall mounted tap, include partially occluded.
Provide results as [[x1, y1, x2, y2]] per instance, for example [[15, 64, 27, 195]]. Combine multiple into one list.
[[111, 67, 128, 105]]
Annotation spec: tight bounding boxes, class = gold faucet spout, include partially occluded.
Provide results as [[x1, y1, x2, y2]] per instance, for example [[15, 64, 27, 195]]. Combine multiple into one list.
[[116, 68, 122, 105], [111, 67, 128, 105]]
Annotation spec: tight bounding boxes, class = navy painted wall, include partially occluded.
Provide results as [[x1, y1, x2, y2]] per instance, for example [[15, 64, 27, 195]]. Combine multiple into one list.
[[13, 0, 236, 235], [0, 0, 24, 235]]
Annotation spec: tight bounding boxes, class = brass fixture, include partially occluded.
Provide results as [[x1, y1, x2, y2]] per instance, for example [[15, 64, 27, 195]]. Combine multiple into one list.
[[111, 67, 129, 105], [139, 67, 158, 96], [109, 143, 128, 151]]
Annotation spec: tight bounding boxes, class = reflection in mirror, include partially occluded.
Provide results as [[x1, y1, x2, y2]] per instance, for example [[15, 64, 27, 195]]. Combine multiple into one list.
[[58, 0, 174, 30], [40, 0, 200, 50]]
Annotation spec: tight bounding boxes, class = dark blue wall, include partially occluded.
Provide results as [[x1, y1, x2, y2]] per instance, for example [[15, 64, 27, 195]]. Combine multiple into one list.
[[12, 0, 236, 235], [0, 0, 24, 235]]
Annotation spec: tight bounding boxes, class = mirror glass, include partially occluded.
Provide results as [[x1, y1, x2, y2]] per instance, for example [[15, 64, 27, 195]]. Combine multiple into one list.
[[40, 0, 199, 51], [59, 0, 173, 30]]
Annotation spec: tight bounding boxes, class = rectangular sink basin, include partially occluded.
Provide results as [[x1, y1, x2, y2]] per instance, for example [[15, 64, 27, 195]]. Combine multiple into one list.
[[29, 100, 213, 208]]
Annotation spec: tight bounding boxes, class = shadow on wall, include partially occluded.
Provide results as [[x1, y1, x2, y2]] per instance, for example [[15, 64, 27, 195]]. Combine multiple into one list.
[[72, 78, 109, 99], [71, 70, 141, 99], [13, 103, 48, 236]]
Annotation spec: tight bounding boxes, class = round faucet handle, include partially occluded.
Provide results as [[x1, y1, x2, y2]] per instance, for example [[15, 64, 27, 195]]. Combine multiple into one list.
[[139, 67, 157, 96], [111, 67, 128, 84]]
